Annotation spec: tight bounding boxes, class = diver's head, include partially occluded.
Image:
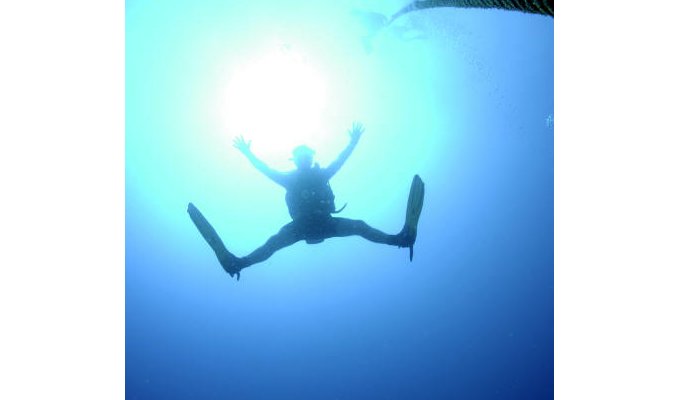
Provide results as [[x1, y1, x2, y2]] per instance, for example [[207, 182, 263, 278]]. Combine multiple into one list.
[[291, 145, 315, 169]]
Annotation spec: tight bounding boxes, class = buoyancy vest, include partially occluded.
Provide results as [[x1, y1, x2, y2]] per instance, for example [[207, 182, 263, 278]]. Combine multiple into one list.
[[285, 166, 336, 220]]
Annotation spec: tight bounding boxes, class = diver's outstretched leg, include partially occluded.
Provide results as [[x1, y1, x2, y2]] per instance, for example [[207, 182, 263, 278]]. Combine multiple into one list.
[[187, 202, 242, 279], [332, 176, 424, 261], [333, 218, 400, 245], [240, 222, 302, 269]]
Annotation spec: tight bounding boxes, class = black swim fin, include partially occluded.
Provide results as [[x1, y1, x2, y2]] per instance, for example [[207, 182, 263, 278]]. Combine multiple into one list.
[[187, 202, 241, 280], [402, 175, 425, 261]]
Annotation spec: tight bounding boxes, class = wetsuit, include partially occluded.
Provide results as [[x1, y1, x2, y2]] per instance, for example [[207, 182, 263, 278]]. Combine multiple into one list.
[[239, 165, 400, 268]]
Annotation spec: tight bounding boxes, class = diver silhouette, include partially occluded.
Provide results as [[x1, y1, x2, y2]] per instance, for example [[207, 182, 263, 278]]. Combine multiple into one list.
[[187, 122, 424, 280]]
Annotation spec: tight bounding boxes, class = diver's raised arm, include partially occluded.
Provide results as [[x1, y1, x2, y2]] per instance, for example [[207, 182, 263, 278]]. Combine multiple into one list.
[[325, 122, 364, 178], [233, 135, 287, 186]]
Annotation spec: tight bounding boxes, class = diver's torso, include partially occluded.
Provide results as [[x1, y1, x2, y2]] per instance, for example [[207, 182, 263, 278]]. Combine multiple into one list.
[[284, 167, 336, 221]]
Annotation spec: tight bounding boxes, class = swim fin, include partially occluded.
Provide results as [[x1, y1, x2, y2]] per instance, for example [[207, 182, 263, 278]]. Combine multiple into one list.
[[402, 174, 425, 261], [187, 202, 241, 280]]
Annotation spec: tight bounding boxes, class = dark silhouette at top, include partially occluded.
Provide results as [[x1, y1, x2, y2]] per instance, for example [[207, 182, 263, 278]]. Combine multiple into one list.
[[389, 0, 554, 23]]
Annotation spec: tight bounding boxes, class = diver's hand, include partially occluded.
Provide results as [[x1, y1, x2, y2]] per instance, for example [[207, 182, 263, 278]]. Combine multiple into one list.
[[348, 121, 364, 143], [233, 135, 252, 155]]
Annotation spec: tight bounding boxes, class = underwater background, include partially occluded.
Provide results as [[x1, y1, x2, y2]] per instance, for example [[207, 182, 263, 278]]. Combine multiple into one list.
[[126, 0, 553, 399]]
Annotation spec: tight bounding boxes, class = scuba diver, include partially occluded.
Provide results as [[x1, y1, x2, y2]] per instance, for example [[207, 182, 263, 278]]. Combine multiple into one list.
[[187, 122, 425, 280], [350, 8, 428, 54]]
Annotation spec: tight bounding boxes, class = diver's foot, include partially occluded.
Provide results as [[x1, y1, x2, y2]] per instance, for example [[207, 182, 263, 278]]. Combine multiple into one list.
[[395, 226, 416, 248], [394, 226, 417, 261], [217, 253, 243, 281]]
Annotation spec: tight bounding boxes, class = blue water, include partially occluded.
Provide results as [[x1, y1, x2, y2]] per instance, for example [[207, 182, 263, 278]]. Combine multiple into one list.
[[126, 1, 553, 399]]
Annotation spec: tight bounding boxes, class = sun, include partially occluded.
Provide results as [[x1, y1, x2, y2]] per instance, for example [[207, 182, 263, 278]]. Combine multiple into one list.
[[223, 44, 330, 164]]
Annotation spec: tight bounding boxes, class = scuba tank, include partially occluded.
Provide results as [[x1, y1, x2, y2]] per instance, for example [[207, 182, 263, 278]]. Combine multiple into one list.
[[285, 166, 346, 220]]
